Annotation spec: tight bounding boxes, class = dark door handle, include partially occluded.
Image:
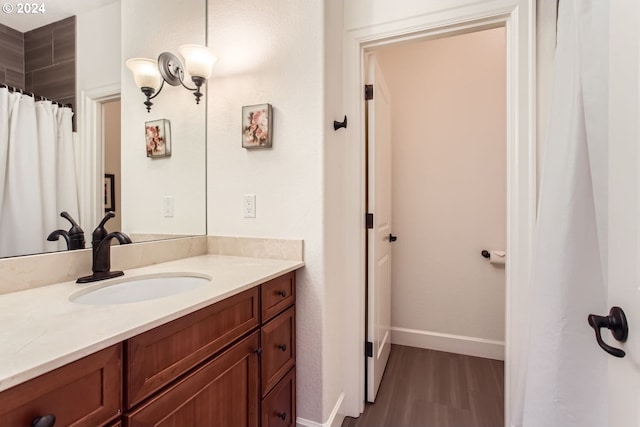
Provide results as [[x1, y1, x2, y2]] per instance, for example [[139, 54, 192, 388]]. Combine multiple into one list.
[[388, 234, 397, 242], [588, 306, 628, 358]]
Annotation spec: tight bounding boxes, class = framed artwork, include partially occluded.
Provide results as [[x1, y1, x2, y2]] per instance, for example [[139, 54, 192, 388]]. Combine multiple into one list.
[[242, 103, 273, 149], [145, 119, 172, 157], [104, 174, 115, 212]]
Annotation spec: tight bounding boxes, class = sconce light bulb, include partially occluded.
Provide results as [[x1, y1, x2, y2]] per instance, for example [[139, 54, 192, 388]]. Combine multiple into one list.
[[126, 58, 162, 91], [179, 44, 217, 80]]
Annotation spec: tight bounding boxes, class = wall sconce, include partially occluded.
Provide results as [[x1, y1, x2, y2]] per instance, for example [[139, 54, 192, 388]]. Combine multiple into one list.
[[126, 45, 217, 113]]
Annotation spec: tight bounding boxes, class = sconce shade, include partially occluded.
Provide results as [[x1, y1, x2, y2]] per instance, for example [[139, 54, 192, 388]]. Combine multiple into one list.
[[126, 58, 162, 91], [179, 44, 217, 80]]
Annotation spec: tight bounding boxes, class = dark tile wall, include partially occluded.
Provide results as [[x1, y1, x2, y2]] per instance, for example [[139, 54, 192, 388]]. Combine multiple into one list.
[[0, 17, 76, 128], [24, 16, 76, 117], [0, 23, 25, 88]]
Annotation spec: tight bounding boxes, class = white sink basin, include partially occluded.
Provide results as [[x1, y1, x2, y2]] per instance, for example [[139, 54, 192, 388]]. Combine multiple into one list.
[[70, 273, 212, 305]]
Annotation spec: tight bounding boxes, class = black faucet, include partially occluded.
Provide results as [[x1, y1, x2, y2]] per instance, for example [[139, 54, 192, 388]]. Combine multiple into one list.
[[47, 212, 85, 250], [77, 212, 132, 283]]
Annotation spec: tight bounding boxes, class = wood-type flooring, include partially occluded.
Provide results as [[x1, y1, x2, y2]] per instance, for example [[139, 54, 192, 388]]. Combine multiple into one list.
[[341, 345, 504, 427]]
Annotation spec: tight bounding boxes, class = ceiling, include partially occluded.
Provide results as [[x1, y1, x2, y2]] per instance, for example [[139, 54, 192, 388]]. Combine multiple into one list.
[[0, 0, 119, 32]]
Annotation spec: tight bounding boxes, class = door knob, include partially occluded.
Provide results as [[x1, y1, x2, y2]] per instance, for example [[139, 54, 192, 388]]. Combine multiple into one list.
[[587, 306, 628, 358], [388, 234, 398, 242]]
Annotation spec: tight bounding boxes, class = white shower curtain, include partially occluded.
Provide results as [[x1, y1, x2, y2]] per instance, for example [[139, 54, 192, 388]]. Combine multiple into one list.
[[513, 1, 609, 426], [0, 88, 79, 258]]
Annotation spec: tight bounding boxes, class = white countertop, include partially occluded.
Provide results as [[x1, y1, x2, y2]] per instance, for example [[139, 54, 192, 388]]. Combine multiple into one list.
[[0, 254, 304, 392]]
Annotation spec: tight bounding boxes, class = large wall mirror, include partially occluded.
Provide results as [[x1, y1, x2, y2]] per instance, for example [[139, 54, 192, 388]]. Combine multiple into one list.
[[0, 0, 207, 258]]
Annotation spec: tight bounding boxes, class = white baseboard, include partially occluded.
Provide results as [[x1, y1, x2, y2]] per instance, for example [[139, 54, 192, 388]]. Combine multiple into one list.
[[297, 392, 345, 427], [391, 327, 505, 360]]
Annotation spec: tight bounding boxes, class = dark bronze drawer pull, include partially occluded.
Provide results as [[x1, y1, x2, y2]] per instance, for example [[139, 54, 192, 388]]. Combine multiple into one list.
[[277, 344, 287, 352], [277, 412, 287, 421], [277, 290, 287, 298], [32, 415, 56, 427]]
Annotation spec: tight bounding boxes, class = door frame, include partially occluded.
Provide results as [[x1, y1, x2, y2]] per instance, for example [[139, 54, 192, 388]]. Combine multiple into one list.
[[341, 1, 536, 422], [78, 83, 121, 233]]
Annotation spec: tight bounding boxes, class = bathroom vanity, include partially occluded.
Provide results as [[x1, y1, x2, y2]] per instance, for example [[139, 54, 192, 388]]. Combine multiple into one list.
[[0, 253, 301, 427]]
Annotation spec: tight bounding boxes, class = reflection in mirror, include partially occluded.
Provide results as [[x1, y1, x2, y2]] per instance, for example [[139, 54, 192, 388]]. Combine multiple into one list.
[[0, 0, 207, 258]]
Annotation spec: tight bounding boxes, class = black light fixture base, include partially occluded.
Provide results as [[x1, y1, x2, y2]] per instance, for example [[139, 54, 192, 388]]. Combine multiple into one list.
[[191, 76, 205, 104], [141, 87, 155, 112]]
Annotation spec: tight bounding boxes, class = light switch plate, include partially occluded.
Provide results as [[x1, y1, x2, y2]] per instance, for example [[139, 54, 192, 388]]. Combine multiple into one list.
[[244, 194, 256, 218], [163, 196, 174, 217]]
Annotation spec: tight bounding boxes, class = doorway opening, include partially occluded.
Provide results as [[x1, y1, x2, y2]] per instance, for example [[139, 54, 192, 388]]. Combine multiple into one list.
[[359, 27, 507, 425]]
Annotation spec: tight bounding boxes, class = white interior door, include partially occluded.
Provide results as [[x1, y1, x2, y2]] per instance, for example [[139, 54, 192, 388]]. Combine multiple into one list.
[[607, 1, 640, 425], [366, 54, 393, 403]]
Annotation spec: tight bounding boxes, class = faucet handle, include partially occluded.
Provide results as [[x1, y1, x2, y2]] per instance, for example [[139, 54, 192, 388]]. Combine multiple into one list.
[[93, 212, 116, 243], [60, 212, 85, 250]]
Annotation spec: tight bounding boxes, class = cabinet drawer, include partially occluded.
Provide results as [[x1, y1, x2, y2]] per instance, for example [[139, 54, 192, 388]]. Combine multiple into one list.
[[124, 331, 260, 427], [262, 369, 296, 427], [0, 344, 122, 427], [125, 287, 259, 408], [261, 306, 295, 396], [261, 272, 295, 323]]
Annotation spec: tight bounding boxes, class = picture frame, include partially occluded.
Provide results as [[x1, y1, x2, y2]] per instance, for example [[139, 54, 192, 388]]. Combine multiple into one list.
[[145, 119, 172, 158], [104, 174, 115, 212], [242, 103, 273, 149]]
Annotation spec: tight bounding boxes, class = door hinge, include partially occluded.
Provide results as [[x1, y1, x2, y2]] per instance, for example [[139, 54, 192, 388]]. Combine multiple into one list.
[[365, 341, 373, 358], [365, 84, 374, 100], [366, 213, 374, 229]]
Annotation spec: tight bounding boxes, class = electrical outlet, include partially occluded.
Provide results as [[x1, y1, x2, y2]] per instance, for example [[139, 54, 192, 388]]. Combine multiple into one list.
[[163, 196, 174, 217], [243, 194, 256, 218]]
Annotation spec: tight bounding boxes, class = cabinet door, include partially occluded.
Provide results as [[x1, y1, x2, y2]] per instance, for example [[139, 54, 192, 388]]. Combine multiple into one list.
[[0, 344, 121, 427], [261, 306, 295, 396], [124, 332, 260, 427]]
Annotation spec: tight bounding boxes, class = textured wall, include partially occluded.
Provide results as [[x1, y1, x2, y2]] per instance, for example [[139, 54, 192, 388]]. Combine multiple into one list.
[[206, 1, 327, 423]]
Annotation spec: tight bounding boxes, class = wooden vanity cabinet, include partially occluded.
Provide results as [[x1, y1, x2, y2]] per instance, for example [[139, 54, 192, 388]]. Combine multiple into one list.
[[0, 270, 297, 427], [0, 344, 122, 427], [123, 271, 296, 426]]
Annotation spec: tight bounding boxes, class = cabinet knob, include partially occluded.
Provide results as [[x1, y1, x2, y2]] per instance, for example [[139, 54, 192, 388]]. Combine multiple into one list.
[[277, 344, 287, 352], [277, 412, 287, 421], [254, 347, 262, 355], [277, 290, 287, 298], [32, 415, 56, 427]]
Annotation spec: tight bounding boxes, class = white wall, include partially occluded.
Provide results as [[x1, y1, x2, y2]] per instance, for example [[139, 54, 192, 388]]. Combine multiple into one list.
[[121, 0, 207, 237], [323, 1, 347, 425], [76, 1, 120, 93], [206, 1, 329, 424], [376, 28, 506, 357]]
